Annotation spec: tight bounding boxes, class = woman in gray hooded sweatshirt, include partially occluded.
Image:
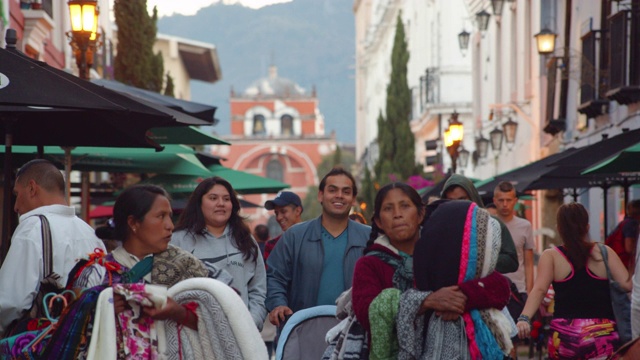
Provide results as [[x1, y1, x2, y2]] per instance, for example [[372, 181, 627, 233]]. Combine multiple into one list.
[[171, 176, 268, 330]]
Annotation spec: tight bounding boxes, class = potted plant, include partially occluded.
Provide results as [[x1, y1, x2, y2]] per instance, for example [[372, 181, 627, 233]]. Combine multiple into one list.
[[31, 0, 43, 10]]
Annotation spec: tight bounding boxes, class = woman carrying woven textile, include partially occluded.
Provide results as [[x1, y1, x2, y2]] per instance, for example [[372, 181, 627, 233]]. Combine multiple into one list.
[[171, 176, 268, 330], [65, 185, 260, 359], [351, 183, 512, 359], [516, 203, 631, 359], [392, 199, 514, 359]]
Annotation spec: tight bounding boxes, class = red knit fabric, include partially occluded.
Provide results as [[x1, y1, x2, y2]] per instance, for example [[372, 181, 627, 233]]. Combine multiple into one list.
[[263, 234, 282, 267], [352, 244, 398, 333], [458, 270, 511, 312]]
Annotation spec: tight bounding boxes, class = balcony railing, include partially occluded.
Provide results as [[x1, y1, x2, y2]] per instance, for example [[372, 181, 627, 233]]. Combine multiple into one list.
[[606, 10, 640, 105], [577, 30, 608, 118]]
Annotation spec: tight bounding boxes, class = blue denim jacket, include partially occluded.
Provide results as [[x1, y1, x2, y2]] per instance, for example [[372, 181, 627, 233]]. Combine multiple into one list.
[[266, 216, 370, 313]]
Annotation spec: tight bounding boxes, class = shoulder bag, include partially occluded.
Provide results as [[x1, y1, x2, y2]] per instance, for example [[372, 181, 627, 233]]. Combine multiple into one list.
[[3, 215, 65, 337], [598, 243, 632, 344]]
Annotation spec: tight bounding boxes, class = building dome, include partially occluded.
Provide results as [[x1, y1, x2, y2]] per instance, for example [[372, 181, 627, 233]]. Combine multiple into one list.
[[244, 66, 306, 98]]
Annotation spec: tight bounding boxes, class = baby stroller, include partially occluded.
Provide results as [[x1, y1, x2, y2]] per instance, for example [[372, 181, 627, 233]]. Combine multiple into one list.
[[276, 305, 340, 360]]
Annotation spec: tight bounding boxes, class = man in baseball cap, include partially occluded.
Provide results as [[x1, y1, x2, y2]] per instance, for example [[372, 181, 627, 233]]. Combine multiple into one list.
[[263, 191, 303, 262]]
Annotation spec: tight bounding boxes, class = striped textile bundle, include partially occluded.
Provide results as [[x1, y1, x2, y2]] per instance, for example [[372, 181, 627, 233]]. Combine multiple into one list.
[[407, 200, 512, 360]]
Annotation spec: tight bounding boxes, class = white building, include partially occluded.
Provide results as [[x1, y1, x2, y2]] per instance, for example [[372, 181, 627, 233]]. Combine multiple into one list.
[[354, 0, 640, 247], [539, 0, 640, 241]]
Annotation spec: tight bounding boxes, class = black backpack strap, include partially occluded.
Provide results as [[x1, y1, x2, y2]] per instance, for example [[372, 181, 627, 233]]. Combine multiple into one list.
[[38, 215, 53, 277]]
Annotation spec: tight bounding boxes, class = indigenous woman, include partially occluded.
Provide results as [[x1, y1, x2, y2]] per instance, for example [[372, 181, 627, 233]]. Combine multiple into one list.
[[171, 176, 268, 329], [402, 199, 514, 359], [351, 183, 511, 359], [516, 203, 631, 359], [67, 185, 239, 359]]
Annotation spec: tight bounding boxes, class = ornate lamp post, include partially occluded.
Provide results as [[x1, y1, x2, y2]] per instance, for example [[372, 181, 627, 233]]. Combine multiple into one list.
[[458, 29, 470, 51], [476, 9, 491, 32], [475, 134, 490, 159], [534, 28, 557, 55], [491, 0, 505, 16], [489, 126, 504, 153], [67, 0, 99, 80], [502, 117, 519, 147], [444, 111, 464, 174], [458, 147, 470, 170]]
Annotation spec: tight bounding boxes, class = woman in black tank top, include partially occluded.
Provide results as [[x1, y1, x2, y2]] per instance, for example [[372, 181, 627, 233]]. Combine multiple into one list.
[[514, 203, 631, 359]]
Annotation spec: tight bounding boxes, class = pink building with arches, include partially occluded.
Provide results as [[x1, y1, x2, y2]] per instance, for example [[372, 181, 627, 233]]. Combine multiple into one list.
[[210, 66, 336, 229]]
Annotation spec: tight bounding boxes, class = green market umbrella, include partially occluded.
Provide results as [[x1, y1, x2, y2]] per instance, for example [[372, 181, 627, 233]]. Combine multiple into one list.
[[139, 164, 290, 195], [3, 145, 211, 176], [146, 126, 229, 145], [89, 197, 261, 218], [582, 142, 640, 175]]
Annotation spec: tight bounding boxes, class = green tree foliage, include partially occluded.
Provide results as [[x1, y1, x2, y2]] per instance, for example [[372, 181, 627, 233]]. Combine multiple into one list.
[[301, 146, 356, 220], [114, 0, 163, 92], [301, 186, 321, 221], [332, 146, 342, 166], [375, 13, 420, 185], [164, 73, 175, 97]]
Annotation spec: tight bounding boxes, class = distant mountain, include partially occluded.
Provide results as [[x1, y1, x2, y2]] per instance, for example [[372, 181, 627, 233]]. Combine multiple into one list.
[[157, 0, 355, 143]]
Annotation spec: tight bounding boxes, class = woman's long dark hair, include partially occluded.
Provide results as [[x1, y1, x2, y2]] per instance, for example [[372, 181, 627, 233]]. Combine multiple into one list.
[[367, 182, 425, 249], [557, 202, 593, 269], [110, 185, 170, 242], [175, 176, 257, 261]]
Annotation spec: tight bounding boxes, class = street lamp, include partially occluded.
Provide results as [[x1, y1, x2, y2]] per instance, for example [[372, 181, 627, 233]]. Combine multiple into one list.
[[491, 0, 505, 16], [475, 134, 490, 159], [476, 10, 491, 32], [458, 29, 470, 51], [458, 147, 470, 169], [502, 117, 518, 147], [534, 28, 557, 55], [444, 111, 464, 174], [489, 126, 504, 153], [68, 0, 99, 80]]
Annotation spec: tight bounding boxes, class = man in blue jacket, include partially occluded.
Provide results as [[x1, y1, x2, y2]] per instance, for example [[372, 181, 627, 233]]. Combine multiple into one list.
[[266, 167, 370, 326]]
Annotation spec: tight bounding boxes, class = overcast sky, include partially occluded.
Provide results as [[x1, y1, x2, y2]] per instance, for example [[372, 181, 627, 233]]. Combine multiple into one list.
[[146, 0, 292, 17]]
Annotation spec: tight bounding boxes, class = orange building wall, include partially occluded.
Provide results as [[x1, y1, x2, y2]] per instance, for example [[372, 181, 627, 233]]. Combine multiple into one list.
[[231, 121, 244, 135], [222, 92, 334, 229]]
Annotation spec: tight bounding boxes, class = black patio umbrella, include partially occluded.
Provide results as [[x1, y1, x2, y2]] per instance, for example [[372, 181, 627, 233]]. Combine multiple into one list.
[[0, 45, 179, 148], [0, 30, 205, 260], [475, 148, 581, 195], [92, 79, 218, 124], [527, 129, 640, 192], [525, 128, 640, 234]]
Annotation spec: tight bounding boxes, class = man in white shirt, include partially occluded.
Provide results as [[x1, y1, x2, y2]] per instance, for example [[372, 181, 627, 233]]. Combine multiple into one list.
[[0, 159, 105, 334]]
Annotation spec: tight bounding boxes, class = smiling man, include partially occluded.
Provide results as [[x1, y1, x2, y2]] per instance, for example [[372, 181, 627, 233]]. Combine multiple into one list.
[[262, 191, 303, 263], [266, 167, 370, 327]]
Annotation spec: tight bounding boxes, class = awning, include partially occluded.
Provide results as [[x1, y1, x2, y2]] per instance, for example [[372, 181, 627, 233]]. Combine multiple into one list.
[[582, 142, 640, 176], [3, 145, 212, 176], [90, 198, 261, 218], [475, 148, 581, 195], [92, 78, 218, 124], [527, 128, 640, 191], [139, 164, 290, 195], [146, 126, 229, 145]]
